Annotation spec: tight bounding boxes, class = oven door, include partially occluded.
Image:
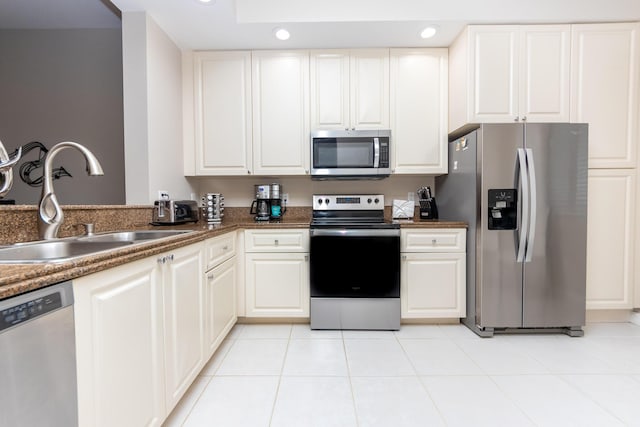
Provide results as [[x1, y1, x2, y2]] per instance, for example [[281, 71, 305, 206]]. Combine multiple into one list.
[[310, 228, 400, 298]]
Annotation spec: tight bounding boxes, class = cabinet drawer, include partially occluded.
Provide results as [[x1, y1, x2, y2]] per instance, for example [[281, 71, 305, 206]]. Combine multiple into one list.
[[244, 229, 309, 252], [205, 232, 236, 269], [401, 229, 466, 252]]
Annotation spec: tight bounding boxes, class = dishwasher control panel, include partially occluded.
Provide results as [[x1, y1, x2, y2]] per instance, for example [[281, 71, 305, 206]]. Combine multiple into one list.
[[1, 290, 64, 332]]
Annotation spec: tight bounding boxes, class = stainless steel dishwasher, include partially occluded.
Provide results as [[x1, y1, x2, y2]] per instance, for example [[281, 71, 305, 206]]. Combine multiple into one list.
[[0, 280, 78, 426]]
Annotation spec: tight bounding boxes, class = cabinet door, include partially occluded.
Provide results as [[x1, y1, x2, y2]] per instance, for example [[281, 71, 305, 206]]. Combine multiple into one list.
[[468, 26, 520, 123], [310, 50, 350, 130], [204, 257, 237, 358], [245, 252, 310, 317], [586, 169, 636, 309], [390, 48, 448, 174], [74, 258, 165, 427], [192, 51, 252, 175], [571, 23, 640, 168], [252, 50, 310, 175], [162, 244, 205, 410], [519, 25, 570, 122], [350, 49, 390, 129], [401, 252, 466, 318]]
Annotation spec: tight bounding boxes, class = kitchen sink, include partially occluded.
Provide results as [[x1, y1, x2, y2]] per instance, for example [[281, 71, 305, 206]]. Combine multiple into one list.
[[75, 229, 193, 243], [0, 240, 134, 263], [0, 230, 195, 263]]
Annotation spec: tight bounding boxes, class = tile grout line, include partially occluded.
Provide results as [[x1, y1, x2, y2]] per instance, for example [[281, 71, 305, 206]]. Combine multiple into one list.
[[267, 323, 293, 427], [342, 332, 362, 427], [396, 326, 455, 426]]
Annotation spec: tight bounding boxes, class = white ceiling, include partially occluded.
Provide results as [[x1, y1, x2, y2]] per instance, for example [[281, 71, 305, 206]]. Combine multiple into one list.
[[1, 0, 640, 50]]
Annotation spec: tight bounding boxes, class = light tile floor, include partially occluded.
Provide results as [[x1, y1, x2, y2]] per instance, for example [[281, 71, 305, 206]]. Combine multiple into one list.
[[163, 322, 640, 427]]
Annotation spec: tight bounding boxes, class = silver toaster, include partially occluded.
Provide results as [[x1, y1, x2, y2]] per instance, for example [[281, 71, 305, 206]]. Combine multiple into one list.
[[153, 200, 199, 224]]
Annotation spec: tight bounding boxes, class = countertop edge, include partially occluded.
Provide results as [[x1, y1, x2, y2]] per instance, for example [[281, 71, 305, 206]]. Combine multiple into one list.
[[0, 220, 466, 300]]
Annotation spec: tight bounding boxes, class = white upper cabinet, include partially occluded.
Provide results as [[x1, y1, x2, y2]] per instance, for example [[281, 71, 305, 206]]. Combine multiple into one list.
[[519, 26, 571, 122], [252, 50, 310, 175], [570, 22, 640, 168], [390, 48, 448, 174], [449, 25, 570, 131], [310, 49, 389, 130], [185, 51, 252, 175]]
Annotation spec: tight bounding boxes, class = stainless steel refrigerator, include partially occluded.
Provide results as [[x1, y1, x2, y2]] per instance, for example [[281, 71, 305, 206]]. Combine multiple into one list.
[[435, 123, 588, 337]]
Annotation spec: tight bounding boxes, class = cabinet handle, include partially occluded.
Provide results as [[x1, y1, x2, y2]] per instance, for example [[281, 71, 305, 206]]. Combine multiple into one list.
[[247, 170, 251, 174], [514, 117, 520, 122], [207, 273, 214, 280], [158, 254, 174, 264], [402, 255, 407, 261], [222, 245, 228, 251], [522, 116, 527, 122], [304, 255, 309, 261], [274, 239, 279, 246], [432, 239, 437, 245]]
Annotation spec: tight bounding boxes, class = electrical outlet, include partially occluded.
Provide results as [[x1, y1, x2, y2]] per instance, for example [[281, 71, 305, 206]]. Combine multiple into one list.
[[407, 192, 415, 202], [283, 193, 289, 204], [157, 190, 169, 200]]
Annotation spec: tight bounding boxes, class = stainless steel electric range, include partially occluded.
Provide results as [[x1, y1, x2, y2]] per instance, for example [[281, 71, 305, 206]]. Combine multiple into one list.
[[309, 194, 401, 330]]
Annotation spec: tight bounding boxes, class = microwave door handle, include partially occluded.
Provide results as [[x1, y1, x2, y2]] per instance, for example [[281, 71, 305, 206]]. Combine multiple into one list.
[[373, 138, 380, 167]]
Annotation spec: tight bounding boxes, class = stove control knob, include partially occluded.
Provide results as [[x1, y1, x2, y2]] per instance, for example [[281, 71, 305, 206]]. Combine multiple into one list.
[[325, 198, 330, 205], [374, 198, 380, 204], [317, 199, 323, 205], [367, 198, 372, 204]]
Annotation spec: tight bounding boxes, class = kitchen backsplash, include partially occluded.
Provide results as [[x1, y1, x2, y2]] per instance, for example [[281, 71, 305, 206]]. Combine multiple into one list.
[[194, 175, 435, 207]]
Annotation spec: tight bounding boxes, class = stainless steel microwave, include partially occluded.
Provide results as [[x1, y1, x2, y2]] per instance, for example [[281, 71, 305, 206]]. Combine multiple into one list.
[[310, 129, 391, 179]]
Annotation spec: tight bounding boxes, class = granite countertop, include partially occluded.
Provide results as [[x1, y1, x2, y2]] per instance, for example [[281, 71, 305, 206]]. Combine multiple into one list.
[[0, 211, 466, 300]]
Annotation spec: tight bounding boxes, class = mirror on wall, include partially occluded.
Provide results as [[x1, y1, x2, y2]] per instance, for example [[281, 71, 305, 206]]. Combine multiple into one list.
[[0, 0, 125, 205]]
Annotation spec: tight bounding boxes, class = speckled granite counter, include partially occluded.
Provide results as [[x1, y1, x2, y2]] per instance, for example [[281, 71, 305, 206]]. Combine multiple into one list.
[[0, 205, 466, 300]]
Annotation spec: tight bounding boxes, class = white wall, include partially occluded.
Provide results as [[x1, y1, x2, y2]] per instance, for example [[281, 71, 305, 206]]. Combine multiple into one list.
[[122, 12, 196, 204]]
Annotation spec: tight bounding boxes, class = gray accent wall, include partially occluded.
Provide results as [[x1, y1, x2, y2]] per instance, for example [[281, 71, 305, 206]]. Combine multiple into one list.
[[0, 28, 125, 205]]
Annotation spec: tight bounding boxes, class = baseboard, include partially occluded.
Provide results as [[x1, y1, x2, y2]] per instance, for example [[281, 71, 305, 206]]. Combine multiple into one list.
[[237, 316, 309, 324], [586, 309, 633, 323], [401, 318, 461, 325]]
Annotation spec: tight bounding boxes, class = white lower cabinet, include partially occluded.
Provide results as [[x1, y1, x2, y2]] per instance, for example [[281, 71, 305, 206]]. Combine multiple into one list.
[[161, 243, 205, 411], [74, 233, 239, 426], [586, 169, 636, 309], [244, 229, 310, 317], [74, 257, 165, 427], [204, 233, 237, 357], [400, 229, 466, 318]]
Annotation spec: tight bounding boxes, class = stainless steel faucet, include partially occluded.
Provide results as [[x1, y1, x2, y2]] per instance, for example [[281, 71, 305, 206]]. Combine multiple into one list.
[[38, 142, 104, 239]]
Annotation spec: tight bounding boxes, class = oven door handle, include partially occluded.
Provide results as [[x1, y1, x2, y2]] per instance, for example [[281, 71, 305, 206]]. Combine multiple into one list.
[[310, 228, 400, 238]]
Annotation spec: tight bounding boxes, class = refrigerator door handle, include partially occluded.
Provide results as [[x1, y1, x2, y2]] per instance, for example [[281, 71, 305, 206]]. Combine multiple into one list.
[[525, 148, 537, 262], [516, 148, 529, 263]]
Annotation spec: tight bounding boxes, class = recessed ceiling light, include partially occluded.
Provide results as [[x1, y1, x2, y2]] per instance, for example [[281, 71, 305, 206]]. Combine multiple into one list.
[[274, 28, 290, 41], [197, 0, 215, 4], [420, 26, 437, 39]]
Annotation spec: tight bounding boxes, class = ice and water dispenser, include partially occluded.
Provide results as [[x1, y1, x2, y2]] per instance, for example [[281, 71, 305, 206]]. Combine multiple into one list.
[[488, 189, 517, 230]]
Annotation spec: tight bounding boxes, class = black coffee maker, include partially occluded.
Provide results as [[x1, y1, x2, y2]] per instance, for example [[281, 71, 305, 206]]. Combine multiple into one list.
[[250, 184, 271, 221]]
